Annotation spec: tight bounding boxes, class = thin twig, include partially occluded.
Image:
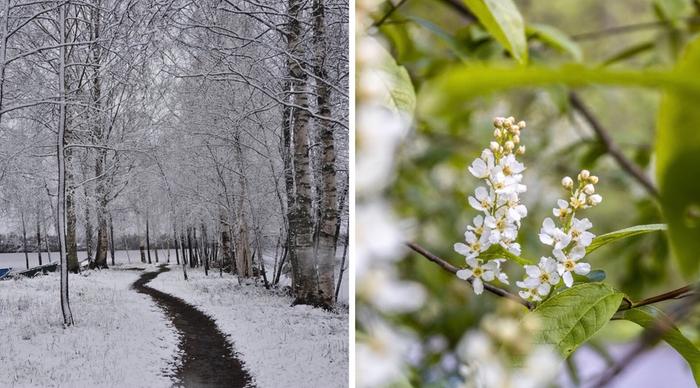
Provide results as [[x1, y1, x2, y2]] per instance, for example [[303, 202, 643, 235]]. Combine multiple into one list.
[[436, 0, 476, 21], [631, 284, 696, 309], [569, 92, 659, 198], [372, 0, 410, 28], [406, 242, 533, 309], [571, 17, 700, 41]]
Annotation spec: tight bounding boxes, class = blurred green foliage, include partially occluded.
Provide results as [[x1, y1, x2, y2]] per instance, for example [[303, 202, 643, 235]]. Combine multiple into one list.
[[369, 0, 700, 383]]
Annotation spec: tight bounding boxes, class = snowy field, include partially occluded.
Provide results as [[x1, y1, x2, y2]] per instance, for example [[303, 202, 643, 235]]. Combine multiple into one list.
[[0, 268, 179, 387], [149, 266, 349, 388]]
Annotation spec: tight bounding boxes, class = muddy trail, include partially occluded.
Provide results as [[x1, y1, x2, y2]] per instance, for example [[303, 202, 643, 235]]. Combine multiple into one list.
[[132, 265, 252, 387]]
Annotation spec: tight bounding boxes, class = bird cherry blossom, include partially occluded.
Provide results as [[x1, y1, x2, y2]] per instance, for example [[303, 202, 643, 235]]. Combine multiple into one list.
[[457, 258, 501, 295], [553, 247, 591, 287], [455, 116, 604, 302], [455, 116, 527, 294], [521, 257, 561, 297]]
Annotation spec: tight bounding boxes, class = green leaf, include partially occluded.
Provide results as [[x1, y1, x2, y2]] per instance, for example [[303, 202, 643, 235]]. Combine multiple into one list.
[[573, 269, 606, 283], [418, 63, 700, 118], [656, 37, 700, 278], [654, 0, 691, 28], [463, 0, 528, 64], [621, 306, 700, 385], [586, 224, 668, 254], [406, 16, 468, 61], [368, 38, 416, 115], [479, 243, 534, 265], [527, 23, 582, 61], [531, 283, 624, 357]]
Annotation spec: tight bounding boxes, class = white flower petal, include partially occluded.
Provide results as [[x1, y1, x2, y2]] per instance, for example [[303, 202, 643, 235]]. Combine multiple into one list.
[[456, 269, 472, 280], [454, 243, 469, 256], [563, 271, 573, 287], [574, 262, 591, 275], [472, 278, 484, 295], [525, 265, 541, 278]]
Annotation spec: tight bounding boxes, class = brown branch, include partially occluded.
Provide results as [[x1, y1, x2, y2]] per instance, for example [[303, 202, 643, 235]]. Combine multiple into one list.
[[372, 0, 410, 28], [569, 92, 659, 198], [436, 0, 476, 21], [631, 284, 696, 309], [571, 17, 700, 41], [406, 241, 533, 309]]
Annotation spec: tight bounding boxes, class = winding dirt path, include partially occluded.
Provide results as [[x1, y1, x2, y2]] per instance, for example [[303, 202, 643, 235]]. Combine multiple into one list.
[[132, 265, 252, 387]]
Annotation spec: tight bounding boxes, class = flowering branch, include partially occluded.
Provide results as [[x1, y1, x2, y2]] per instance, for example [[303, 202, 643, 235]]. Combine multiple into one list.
[[406, 241, 533, 309], [569, 92, 659, 198]]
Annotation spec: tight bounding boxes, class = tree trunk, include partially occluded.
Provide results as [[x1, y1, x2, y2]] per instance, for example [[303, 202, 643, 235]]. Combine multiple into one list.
[[174, 229, 180, 265], [90, 4, 108, 270], [179, 229, 188, 280], [139, 241, 146, 263], [36, 211, 43, 266], [84, 192, 94, 263], [335, 232, 348, 301], [65, 147, 79, 272], [180, 232, 188, 265], [286, 0, 322, 307], [145, 215, 152, 264], [187, 228, 195, 268], [109, 215, 115, 266], [312, 0, 336, 308], [57, 3, 74, 325], [21, 211, 29, 269], [254, 227, 269, 289], [202, 223, 209, 276], [42, 213, 52, 263], [220, 211, 231, 272]]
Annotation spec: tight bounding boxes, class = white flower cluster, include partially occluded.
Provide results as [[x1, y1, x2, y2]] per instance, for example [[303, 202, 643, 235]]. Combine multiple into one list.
[[454, 116, 527, 294], [517, 170, 603, 302], [454, 117, 604, 301]]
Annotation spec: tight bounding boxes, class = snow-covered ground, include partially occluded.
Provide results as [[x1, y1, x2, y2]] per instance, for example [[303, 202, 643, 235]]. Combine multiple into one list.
[[149, 266, 349, 388], [0, 268, 179, 387]]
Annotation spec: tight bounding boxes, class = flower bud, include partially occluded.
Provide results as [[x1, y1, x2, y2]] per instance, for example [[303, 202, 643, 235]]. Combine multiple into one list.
[[490, 141, 499, 152], [517, 121, 526, 129], [579, 169, 590, 180], [493, 117, 505, 128], [494, 128, 502, 138], [588, 194, 602, 205], [512, 135, 520, 144], [561, 176, 574, 189], [517, 145, 526, 155], [589, 175, 599, 184], [505, 140, 515, 150], [583, 184, 595, 195], [507, 116, 515, 124]]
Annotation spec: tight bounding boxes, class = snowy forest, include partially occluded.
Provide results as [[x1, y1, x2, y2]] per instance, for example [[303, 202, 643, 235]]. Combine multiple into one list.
[[0, 0, 349, 386]]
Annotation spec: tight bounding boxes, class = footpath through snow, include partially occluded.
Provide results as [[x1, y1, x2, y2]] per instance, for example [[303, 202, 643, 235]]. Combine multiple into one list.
[[133, 266, 252, 387], [149, 265, 349, 388]]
